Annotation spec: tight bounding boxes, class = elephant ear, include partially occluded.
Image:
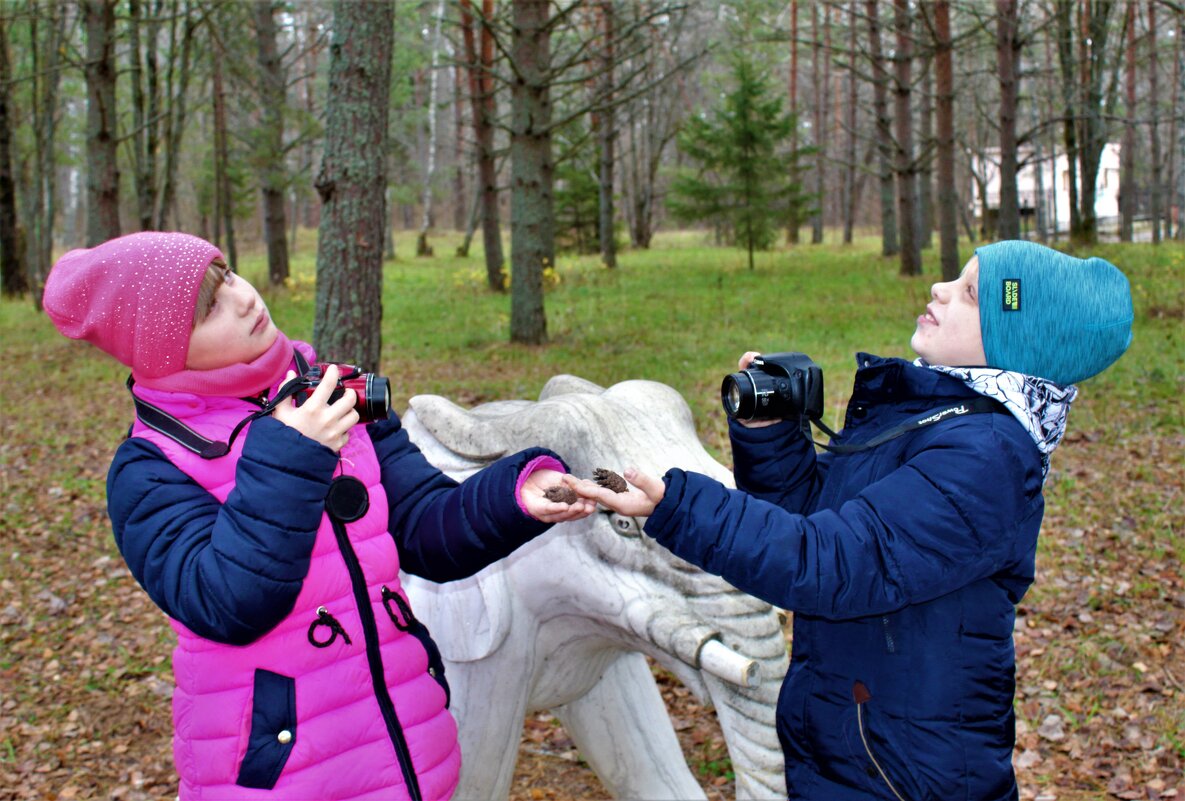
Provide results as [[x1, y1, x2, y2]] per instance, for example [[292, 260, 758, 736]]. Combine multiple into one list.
[[539, 374, 604, 400], [407, 394, 510, 462], [401, 568, 512, 663]]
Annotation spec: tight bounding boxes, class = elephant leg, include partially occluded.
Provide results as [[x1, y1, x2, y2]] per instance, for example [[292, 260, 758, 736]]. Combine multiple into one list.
[[449, 661, 531, 801], [553, 651, 707, 801]]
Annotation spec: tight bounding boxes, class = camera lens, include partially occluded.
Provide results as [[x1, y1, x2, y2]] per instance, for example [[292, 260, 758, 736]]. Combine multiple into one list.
[[721, 371, 758, 420], [360, 374, 392, 422]]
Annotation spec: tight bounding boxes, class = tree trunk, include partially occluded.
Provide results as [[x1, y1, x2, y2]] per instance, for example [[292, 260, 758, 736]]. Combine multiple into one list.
[[810, 3, 825, 244], [417, 0, 446, 258], [509, 0, 553, 344], [158, 0, 196, 231], [892, 0, 919, 275], [1076, 0, 1119, 245], [456, 167, 482, 256], [917, 54, 933, 249], [597, 0, 617, 269], [461, 0, 506, 289], [128, 0, 153, 230], [1147, 0, 1160, 243], [787, 0, 800, 244], [301, 9, 322, 232], [842, 0, 858, 245], [0, 11, 24, 296], [1170, 4, 1184, 240], [1054, 0, 1082, 241], [931, 0, 960, 280], [253, 0, 290, 283], [314, 0, 394, 371], [211, 44, 236, 269], [1043, 26, 1060, 240], [865, 0, 898, 257], [29, 1, 66, 307], [995, 0, 1021, 240], [453, 62, 467, 232], [1119, 0, 1136, 242], [84, 0, 120, 245]]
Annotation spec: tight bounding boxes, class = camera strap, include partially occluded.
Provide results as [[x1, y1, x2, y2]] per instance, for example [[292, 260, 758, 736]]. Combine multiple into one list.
[[127, 351, 316, 459], [809, 396, 1007, 455]]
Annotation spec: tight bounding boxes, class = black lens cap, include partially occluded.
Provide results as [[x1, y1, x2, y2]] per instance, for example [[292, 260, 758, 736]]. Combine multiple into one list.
[[325, 476, 370, 522]]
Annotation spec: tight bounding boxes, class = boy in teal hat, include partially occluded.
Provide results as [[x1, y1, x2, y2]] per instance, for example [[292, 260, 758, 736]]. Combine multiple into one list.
[[570, 241, 1132, 800]]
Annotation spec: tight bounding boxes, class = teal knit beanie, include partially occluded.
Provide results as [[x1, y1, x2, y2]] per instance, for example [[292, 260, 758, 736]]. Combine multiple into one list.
[[976, 241, 1133, 385]]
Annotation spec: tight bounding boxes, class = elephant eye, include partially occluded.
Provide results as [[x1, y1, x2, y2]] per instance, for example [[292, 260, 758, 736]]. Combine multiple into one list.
[[606, 512, 641, 538]]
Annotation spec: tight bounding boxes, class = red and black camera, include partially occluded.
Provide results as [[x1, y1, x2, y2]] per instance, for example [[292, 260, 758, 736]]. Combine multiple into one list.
[[293, 363, 391, 423]]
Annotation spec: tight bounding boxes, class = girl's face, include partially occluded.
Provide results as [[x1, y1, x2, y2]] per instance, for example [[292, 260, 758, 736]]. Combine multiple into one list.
[[185, 271, 278, 370], [910, 256, 988, 368]]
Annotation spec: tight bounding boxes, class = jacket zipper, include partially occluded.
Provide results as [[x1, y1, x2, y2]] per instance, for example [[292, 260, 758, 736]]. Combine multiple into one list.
[[329, 517, 423, 801], [856, 700, 907, 801]]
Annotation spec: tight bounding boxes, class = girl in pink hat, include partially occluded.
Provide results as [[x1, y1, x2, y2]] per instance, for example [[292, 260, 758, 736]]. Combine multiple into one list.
[[43, 231, 594, 800]]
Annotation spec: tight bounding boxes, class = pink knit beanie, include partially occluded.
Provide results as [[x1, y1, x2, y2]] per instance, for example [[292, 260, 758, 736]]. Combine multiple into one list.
[[43, 232, 223, 379]]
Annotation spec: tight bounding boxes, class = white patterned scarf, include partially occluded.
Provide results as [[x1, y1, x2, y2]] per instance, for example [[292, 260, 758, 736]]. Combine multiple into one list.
[[916, 361, 1077, 479]]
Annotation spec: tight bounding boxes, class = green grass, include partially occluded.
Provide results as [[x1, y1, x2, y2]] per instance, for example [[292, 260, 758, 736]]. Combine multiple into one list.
[[5, 228, 1182, 451], [1, 228, 1182, 797]]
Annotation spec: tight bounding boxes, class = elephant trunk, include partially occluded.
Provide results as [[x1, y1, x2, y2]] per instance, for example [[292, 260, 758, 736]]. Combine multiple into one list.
[[623, 599, 758, 688], [687, 584, 790, 800]]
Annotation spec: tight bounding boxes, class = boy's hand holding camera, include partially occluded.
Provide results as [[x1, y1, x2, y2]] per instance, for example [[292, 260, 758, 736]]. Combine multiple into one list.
[[273, 364, 360, 453], [735, 351, 781, 428]]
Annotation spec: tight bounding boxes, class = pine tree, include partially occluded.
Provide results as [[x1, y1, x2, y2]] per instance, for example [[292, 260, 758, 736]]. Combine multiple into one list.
[[668, 54, 811, 270]]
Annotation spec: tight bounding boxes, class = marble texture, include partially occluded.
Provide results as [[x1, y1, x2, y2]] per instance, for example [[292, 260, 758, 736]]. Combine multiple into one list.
[[402, 375, 790, 800]]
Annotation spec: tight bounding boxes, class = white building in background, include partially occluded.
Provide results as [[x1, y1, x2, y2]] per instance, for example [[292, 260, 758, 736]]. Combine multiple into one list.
[[972, 143, 1122, 232]]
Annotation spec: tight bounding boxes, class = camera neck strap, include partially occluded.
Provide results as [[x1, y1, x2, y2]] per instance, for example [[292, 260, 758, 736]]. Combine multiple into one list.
[[127, 350, 315, 459], [808, 396, 1007, 455]]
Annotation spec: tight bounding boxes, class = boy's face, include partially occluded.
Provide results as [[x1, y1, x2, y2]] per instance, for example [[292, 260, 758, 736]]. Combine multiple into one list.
[[185, 271, 278, 370], [910, 256, 988, 368]]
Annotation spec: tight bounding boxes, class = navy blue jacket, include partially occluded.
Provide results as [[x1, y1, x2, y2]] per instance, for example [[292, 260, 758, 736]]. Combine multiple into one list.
[[646, 355, 1045, 801], [108, 412, 554, 645]]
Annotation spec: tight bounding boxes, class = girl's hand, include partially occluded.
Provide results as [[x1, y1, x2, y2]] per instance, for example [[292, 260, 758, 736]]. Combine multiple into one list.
[[518, 469, 598, 523], [564, 467, 665, 518], [272, 366, 360, 453]]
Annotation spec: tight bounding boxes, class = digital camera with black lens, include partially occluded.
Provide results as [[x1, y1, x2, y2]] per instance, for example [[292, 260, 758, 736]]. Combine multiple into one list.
[[293, 363, 392, 423], [721, 352, 824, 422]]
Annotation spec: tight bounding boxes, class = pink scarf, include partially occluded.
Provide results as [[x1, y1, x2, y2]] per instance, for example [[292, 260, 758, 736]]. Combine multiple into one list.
[[133, 333, 296, 397]]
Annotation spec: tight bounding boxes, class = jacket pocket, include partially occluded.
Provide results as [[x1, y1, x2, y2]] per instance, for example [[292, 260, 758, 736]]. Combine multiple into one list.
[[851, 680, 930, 801], [382, 585, 451, 707], [235, 669, 297, 790]]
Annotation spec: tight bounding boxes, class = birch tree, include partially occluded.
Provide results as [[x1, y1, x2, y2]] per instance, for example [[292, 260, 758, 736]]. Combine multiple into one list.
[[416, 0, 446, 257]]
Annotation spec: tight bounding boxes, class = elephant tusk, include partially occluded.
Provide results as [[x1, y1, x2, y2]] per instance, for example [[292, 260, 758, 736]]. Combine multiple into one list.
[[698, 638, 760, 689]]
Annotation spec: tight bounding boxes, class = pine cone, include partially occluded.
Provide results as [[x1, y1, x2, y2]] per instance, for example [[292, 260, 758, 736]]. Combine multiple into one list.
[[593, 468, 628, 493], [544, 485, 579, 504]]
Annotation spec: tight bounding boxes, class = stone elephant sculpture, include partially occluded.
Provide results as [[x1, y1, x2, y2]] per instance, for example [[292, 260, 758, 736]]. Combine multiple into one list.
[[401, 375, 790, 800]]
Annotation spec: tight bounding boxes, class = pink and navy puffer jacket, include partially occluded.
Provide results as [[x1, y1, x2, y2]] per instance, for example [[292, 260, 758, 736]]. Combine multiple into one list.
[[107, 347, 557, 800]]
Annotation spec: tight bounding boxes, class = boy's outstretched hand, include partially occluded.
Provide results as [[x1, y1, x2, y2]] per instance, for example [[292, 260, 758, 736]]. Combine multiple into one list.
[[518, 469, 599, 523], [564, 467, 665, 517]]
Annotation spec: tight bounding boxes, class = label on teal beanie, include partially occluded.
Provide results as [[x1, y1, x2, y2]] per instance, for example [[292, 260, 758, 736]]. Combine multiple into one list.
[[1002, 279, 1021, 311]]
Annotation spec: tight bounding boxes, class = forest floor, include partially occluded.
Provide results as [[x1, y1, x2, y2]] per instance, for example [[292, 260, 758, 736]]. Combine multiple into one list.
[[1, 237, 1182, 800]]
